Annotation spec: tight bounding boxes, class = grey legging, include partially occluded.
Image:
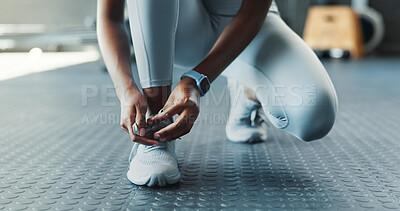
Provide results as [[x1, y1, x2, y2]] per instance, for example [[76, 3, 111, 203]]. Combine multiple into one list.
[[126, 0, 338, 141]]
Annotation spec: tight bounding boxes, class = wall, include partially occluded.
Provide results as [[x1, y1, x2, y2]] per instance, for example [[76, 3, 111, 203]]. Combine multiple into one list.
[[1, 0, 398, 54], [0, 0, 97, 30], [276, 0, 400, 55]]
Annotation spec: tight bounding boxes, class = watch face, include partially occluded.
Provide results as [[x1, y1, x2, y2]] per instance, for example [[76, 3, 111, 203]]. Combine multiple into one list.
[[200, 78, 210, 93]]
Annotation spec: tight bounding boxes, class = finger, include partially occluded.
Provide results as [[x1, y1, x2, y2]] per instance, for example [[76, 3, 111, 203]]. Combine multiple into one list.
[[132, 134, 159, 146], [162, 125, 192, 141], [121, 123, 129, 133], [148, 103, 183, 126], [154, 111, 189, 140], [124, 121, 158, 145], [157, 110, 198, 140], [126, 121, 137, 141], [144, 129, 156, 139], [135, 105, 146, 136]]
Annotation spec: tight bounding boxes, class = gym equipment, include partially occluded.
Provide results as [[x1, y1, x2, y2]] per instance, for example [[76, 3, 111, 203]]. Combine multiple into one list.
[[303, 6, 364, 59], [351, 0, 385, 53]]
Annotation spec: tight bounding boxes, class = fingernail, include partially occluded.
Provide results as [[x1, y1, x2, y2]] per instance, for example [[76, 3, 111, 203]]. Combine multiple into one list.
[[140, 128, 145, 136], [154, 133, 160, 139], [153, 142, 159, 146], [160, 137, 166, 142]]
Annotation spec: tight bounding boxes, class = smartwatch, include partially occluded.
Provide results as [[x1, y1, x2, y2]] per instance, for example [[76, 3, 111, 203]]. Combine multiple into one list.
[[180, 70, 211, 96]]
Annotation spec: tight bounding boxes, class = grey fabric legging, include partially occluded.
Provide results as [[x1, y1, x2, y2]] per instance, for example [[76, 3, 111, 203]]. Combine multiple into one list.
[[126, 0, 338, 141]]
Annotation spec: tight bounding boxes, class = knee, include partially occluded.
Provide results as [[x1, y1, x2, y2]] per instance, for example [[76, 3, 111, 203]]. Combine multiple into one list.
[[295, 89, 338, 142]]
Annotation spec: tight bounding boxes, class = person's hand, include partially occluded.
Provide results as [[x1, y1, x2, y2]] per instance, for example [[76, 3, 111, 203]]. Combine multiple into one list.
[[147, 77, 200, 141], [119, 86, 159, 145]]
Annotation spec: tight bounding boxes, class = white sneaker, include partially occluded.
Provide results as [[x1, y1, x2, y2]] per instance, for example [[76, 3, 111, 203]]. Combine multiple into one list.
[[226, 78, 266, 143], [127, 121, 180, 187]]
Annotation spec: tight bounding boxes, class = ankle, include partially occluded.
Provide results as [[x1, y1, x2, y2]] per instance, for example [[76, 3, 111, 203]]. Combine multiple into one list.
[[143, 86, 171, 115], [245, 87, 260, 103]]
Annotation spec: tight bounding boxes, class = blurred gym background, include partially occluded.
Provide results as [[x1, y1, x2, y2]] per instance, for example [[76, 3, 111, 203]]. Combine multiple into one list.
[[0, 0, 399, 81], [1, 0, 399, 52]]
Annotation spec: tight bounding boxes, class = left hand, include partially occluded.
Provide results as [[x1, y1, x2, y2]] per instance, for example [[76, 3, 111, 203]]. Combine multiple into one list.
[[147, 77, 201, 141]]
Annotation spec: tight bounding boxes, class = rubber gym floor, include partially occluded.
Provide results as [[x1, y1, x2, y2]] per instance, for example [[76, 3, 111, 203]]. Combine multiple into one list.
[[1, 57, 399, 210]]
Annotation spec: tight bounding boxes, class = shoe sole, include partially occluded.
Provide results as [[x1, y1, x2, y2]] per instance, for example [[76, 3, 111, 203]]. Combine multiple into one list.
[[127, 169, 181, 187], [227, 132, 263, 144]]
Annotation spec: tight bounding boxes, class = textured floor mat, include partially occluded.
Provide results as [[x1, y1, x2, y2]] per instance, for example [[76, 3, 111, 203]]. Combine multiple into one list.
[[0, 58, 399, 210]]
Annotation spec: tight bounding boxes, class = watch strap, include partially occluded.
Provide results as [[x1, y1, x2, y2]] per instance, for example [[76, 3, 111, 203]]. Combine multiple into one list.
[[181, 70, 210, 96]]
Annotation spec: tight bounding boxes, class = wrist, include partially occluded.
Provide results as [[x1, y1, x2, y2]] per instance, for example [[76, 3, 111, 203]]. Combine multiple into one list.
[[180, 76, 197, 87], [180, 70, 211, 96], [116, 79, 136, 96], [117, 84, 141, 104], [179, 77, 201, 95]]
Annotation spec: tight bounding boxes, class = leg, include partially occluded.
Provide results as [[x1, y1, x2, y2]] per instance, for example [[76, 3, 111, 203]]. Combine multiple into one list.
[[126, 0, 181, 187], [223, 13, 338, 141], [125, 0, 215, 187], [143, 86, 171, 115], [126, 0, 179, 114], [174, 0, 217, 68], [127, 0, 215, 114]]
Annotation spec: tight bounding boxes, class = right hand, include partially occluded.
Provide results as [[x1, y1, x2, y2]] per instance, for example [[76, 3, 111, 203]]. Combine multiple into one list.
[[119, 86, 159, 146]]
